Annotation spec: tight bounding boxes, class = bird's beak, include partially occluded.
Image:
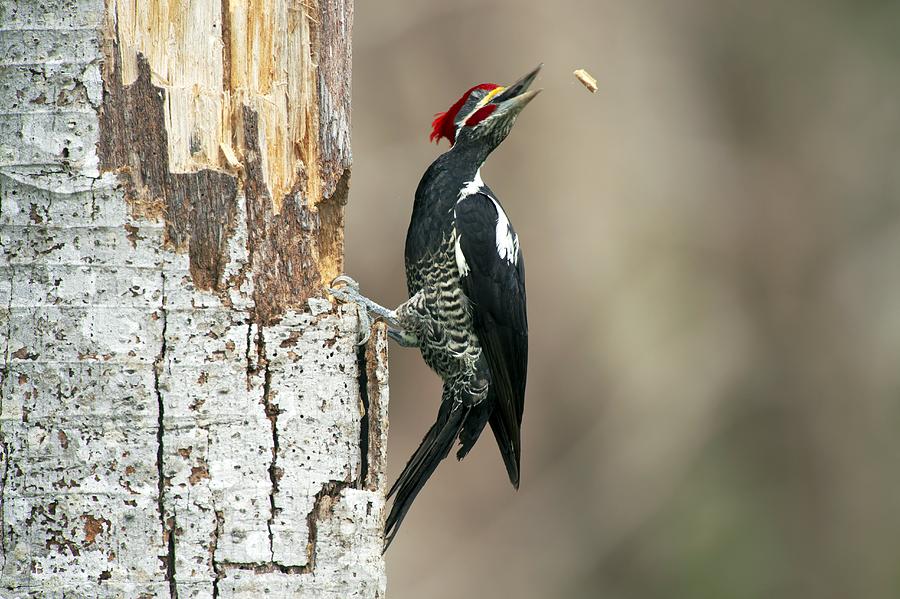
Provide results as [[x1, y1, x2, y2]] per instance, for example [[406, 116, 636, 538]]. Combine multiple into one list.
[[492, 64, 543, 111]]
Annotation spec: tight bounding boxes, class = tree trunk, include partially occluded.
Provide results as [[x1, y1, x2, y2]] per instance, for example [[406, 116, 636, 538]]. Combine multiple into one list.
[[1, 0, 388, 597]]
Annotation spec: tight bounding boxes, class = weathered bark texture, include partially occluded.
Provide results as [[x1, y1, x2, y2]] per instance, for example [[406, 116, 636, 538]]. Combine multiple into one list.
[[1, 0, 388, 597]]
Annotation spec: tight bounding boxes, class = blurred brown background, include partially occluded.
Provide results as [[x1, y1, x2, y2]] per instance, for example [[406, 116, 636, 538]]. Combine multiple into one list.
[[347, 1, 900, 597]]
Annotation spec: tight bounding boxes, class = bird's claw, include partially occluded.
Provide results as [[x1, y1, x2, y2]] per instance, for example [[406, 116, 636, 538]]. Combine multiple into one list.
[[331, 274, 361, 291], [328, 273, 363, 305], [329, 275, 371, 345], [355, 304, 372, 346]]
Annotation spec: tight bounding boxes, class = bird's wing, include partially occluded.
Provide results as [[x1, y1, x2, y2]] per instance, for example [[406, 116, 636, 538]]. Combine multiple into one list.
[[454, 191, 528, 486]]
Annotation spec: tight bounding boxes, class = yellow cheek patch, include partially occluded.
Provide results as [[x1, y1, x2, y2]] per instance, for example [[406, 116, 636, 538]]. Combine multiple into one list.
[[478, 86, 506, 107]]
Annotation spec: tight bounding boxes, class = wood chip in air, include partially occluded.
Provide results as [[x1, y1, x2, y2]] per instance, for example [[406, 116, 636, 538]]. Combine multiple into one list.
[[573, 69, 598, 93]]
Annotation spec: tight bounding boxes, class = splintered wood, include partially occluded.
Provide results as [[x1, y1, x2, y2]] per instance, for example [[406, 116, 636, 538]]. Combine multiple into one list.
[[574, 69, 598, 93], [107, 0, 352, 212]]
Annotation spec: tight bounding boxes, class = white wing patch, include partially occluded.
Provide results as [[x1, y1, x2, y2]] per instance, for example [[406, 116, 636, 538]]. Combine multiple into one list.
[[490, 197, 518, 265], [454, 230, 470, 276], [454, 170, 482, 276], [455, 168, 519, 266]]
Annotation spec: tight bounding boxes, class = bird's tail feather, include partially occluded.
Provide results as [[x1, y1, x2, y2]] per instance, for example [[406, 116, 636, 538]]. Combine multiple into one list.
[[384, 399, 468, 550], [456, 398, 492, 461], [456, 392, 520, 487], [489, 408, 520, 489]]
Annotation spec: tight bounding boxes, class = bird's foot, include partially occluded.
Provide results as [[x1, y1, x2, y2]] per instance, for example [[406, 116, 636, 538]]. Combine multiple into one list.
[[329, 275, 398, 321], [329, 275, 401, 345]]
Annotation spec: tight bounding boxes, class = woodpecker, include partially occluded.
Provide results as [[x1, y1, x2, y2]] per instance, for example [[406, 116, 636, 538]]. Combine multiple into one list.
[[331, 64, 540, 548]]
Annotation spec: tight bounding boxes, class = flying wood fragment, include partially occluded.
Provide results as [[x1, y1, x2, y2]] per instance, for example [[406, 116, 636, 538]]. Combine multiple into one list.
[[573, 69, 598, 93]]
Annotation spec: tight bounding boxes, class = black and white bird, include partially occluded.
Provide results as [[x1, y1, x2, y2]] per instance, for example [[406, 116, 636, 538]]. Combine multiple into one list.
[[331, 65, 540, 548]]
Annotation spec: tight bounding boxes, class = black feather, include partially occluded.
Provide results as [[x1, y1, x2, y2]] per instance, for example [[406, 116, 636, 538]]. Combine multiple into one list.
[[384, 397, 468, 550], [456, 398, 492, 461], [455, 191, 528, 486]]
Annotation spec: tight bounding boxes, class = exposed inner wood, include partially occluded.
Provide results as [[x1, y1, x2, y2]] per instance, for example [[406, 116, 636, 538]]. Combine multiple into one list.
[[108, 0, 335, 211], [241, 107, 346, 323], [99, 52, 239, 291], [98, 0, 352, 309]]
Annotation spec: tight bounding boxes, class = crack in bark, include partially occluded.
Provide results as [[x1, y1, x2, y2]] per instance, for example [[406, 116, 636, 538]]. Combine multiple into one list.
[[258, 328, 281, 562], [1, 257, 12, 568], [356, 344, 370, 487], [153, 276, 176, 598], [0, 441, 9, 571], [154, 277, 168, 532], [1, 258, 13, 419], [89, 176, 98, 221], [166, 515, 178, 599], [220, 0, 232, 95], [302, 479, 352, 571], [213, 479, 351, 577], [211, 509, 223, 599], [207, 321, 376, 584], [244, 321, 254, 391]]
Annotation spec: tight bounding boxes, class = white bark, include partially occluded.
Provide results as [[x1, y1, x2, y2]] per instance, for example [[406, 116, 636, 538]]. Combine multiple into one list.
[[1, 0, 387, 597]]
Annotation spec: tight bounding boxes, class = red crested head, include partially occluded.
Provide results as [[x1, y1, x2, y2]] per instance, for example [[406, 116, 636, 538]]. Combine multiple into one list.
[[427, 65, 544, 148], [430, 83, 500, 145]]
